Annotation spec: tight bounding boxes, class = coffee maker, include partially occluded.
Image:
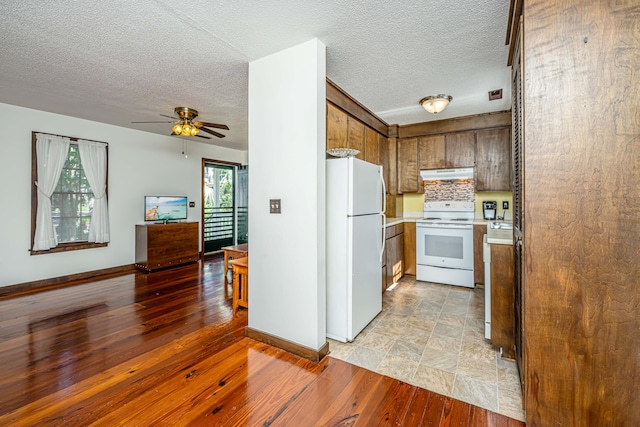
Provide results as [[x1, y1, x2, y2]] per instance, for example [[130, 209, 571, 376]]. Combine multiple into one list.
[[483, 201, 497, 220]]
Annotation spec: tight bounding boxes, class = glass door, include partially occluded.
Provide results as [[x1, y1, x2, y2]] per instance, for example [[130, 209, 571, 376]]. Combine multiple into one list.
[[203, 162, 235, 253], [236, 165, 248, 244]]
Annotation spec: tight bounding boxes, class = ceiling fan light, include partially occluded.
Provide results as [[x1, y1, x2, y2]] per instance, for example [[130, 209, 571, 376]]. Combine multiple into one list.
[[420, 95, 453, 114], [190, 127, 199, 136], [172, 124, 183, 135], [181, 124, 191, 136]]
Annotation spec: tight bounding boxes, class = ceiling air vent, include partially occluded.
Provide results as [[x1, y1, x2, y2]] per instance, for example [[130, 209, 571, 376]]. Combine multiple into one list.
[[488, 89, 503, 101]]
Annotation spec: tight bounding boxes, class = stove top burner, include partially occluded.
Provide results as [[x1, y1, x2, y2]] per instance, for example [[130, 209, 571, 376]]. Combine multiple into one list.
[[450, 218, 472, 222], [423, 217, 442, 220]]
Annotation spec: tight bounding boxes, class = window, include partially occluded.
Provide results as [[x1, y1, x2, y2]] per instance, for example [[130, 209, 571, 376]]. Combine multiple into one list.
[[31, 132, 109, 254], [51, 144, 94, 243]]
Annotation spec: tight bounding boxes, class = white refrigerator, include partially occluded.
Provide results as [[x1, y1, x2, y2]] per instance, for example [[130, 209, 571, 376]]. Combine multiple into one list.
[[326, 157, 386, 342]]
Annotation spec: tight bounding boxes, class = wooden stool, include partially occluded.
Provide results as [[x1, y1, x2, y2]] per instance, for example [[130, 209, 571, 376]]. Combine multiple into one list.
[[229, 256, 248, 315], [222, 243, 249, 295]]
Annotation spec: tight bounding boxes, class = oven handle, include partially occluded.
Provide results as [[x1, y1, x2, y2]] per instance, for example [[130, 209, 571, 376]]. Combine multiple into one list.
[[417, 224, 473, 230]]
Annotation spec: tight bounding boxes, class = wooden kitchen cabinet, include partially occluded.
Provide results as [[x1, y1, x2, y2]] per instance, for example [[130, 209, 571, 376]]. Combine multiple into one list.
[[403, 221, 416, 276], [326, 103, 347, 151], [378, 134, 389, 192], [365, 127, 379, 164], [490, 243, 515, 359], [418, 135, 446, 170], [347, 116, 365, 160], [398, 131, 476, 193], [476, 128, 511, 191], [473, 224, 487, 284], [384, 224, 404, 290], [397, 138, 419, 193], [327, 102, 385, 167], [445, 131, 476, 168], [135, 222, 199, 272]]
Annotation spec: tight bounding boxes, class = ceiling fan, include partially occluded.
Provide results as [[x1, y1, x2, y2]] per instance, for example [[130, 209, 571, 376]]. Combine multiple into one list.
[[132, 107, 229, 139]]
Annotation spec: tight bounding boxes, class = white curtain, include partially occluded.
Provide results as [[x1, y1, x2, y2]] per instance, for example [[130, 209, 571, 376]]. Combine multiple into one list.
[[33, 133, 70, 250], [78, 140, 110, 243]]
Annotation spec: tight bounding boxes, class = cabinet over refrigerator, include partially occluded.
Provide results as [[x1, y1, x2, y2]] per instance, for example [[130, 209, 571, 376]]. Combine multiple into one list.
[[326, 157, 386, 342]]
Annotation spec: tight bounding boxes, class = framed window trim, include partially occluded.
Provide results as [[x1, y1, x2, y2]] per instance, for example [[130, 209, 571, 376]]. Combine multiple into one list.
[[30, 132, 109, 255]]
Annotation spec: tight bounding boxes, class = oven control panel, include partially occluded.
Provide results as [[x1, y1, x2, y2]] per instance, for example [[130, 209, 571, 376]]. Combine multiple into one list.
[[424, 201, 474, 211]]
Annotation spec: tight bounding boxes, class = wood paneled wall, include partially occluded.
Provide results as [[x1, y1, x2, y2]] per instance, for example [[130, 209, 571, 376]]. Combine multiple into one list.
[[521, 0, 640, 425], [326, 79, 388, 136], [398, 111, 511, 138]]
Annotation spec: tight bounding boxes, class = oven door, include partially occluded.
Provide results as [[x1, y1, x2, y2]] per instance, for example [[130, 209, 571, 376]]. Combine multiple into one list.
[[416, 223, 473, 270]]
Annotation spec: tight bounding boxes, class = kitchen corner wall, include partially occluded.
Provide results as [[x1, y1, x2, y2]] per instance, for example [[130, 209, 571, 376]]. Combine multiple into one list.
[[247, 39, 327, 352]]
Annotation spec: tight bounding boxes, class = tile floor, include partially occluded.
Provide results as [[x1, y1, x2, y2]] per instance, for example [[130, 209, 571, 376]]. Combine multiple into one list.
[[328, 276, 525, 422]]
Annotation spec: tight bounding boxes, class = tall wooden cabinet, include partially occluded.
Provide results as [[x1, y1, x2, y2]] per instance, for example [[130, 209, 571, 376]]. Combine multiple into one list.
[[509, 1, 640, 424], [135, 222, 199, 272]]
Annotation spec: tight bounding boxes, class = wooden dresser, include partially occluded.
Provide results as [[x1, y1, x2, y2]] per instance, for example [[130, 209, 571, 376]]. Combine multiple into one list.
[[135, 222, 199, 272]]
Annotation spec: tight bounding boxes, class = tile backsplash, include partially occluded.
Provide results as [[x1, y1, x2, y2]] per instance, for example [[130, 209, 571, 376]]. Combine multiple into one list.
[[423, 179, 475, 202]]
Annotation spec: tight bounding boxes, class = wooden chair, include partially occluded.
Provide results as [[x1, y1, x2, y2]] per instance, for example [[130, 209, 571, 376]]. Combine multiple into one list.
[[229, 256, 248, 315]]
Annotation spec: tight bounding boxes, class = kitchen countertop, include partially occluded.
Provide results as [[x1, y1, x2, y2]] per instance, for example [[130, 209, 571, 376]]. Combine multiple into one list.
[[473, 212, 513, 225], [486, 227, 513, 245], [386, 216, 419, 227]]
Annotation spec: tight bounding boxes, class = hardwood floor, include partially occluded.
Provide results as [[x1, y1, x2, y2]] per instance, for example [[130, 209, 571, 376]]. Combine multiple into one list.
[[0, 256, 525, 426]]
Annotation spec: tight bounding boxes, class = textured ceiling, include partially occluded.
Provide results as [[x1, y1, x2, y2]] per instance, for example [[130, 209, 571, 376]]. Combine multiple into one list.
[[0, 0, 511, 151]]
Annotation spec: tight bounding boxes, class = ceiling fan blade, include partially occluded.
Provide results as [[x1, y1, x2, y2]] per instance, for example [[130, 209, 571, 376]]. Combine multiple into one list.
[[160, 114, 179, 120], [198, 127, 226, 138], [196, 121, 229, 130], [195, 134, 212, 139], [132, 120, 175, 123]]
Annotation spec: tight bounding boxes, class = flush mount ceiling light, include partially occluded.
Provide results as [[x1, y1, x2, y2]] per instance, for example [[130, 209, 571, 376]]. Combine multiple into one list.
[[419, 94, 453, 114]]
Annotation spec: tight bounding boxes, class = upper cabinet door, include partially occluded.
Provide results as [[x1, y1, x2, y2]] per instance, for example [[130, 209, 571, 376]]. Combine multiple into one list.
[[347, 116, 366, 160], [418, 135, 446, 170], [327, 103, 348, 151], [445, 131, 476, 168], [397, 138, 419, 193], [378, 134, 389, 193], [476, 127, 511, 191], [365, 127, 379, 165]]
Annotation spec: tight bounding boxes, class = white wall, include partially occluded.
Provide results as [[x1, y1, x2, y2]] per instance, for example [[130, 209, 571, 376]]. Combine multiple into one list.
[[0, 102, 247, 287], [247, 39, 326, 351]]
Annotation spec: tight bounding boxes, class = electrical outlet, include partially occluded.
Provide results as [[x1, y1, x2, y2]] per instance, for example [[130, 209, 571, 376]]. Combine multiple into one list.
[[270, 199, 281, 214], [502, 201, 509, 210]]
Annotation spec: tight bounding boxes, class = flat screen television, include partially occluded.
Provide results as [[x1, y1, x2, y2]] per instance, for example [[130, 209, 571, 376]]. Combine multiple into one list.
[[145, 196, 188, 222]]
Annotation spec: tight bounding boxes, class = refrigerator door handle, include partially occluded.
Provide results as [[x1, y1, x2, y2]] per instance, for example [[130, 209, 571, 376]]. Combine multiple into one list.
[[380, 213, 386, 262], [379, 167, 386, 214]]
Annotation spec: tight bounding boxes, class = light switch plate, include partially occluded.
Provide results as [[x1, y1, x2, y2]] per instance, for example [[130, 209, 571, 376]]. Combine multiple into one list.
[[189, 201, 195, 208], [270, 199, 281, 214], [502, 201, 509, 210]]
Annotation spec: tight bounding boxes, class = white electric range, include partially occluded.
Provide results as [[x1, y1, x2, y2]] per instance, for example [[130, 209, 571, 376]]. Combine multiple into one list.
[[415, 201, 475, 287]]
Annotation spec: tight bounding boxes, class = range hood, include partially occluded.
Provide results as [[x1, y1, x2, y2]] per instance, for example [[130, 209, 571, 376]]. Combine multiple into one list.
[[420, 167, 474, 181]]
